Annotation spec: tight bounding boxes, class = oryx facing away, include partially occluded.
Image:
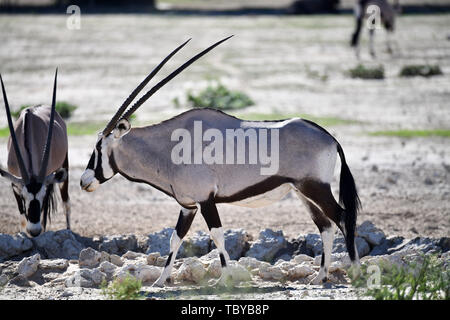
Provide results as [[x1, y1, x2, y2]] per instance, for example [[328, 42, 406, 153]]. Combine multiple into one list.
[[351, 0, 400, 58], [80, 37, 361, 286], [0, 70, 70, 237]]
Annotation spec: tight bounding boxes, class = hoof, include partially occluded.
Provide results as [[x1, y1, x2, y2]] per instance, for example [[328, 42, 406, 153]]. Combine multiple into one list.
[[210, 275, 233, 288], [309, 275, 327, 285], [151, 280, 165, 288]]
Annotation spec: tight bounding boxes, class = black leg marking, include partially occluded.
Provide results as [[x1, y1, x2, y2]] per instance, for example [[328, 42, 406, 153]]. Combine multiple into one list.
[[219, 253, 227, 268], [199, 194, 221, 230], [165, 252, 173, 268], [175, 209, 196, 238]]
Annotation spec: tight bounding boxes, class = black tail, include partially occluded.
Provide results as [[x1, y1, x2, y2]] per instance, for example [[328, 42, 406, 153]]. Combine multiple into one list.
[[337, 143, 361, 261]]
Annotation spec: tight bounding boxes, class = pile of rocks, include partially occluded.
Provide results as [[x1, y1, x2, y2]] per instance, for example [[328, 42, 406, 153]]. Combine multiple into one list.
[[0, 220, 448, 292]]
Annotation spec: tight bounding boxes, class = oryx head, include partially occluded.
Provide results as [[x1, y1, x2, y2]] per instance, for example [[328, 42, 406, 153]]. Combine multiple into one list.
[[80, 36, 233, 192], [0, 70, 67, 237]]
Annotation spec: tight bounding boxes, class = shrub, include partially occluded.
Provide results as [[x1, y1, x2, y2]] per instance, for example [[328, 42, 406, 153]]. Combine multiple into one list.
[[11, 102, 77, 120], [399, 64, 443, 78], [351, 254, 450, 300], [101, 274, 144, 300], [348, 64, 384, 80], [185, 83, 254, 111]]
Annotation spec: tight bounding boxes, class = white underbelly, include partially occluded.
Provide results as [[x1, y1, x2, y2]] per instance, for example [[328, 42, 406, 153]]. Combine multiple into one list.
[[229, 183, 292, 208]]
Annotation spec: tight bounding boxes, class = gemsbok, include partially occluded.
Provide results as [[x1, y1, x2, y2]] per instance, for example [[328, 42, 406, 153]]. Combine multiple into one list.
[[80, 36, 361, 286], [351, 0, 400, 57], [0, 70, 70, 237]]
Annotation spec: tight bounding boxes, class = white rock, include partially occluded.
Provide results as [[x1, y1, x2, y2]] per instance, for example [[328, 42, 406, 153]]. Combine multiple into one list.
[[79, 247, 102, 268], [238, 256, 262, 271], [258, 264, 287, 281], [0, 233, 33, 261], [274, 260, 294, 272], [226, 262, 252, 282], [65, 268, 106, 288], [98, 261, 117, 278], [245, 229, 287, 262], [0, 274, 9, 286], [135, 265, 162, 283], [146, 252, 160, 265], [113, 262, 162, 283], [109, 254, 124, 267], [17, 253, 40, 278], [155, 256, 168, 267], [287, 264, 315, 280], [357, 221, 386, 246], [122, 251, 144, 260], [206, 259, 222, 278], [39, 259, 69, 272], [176, 257, 207, 283], [292, 254, 314, 264]]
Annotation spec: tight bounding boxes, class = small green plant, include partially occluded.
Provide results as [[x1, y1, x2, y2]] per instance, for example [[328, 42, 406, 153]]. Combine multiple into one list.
[[351, 254, 450, 300], [348, 64, 384, 80], [185, 82, 254, 111], [399, 64, 443, 78], [11, 102, 77, 120], [369, 129, 450, 138], [101, 274, 144, 300]]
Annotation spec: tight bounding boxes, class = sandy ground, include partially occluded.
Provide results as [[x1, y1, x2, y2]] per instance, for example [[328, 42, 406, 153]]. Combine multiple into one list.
[[0, 14, 449, 242]]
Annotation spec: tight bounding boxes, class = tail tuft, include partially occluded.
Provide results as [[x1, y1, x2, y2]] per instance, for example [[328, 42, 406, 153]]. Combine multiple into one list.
[[337, 144, 361, 261]]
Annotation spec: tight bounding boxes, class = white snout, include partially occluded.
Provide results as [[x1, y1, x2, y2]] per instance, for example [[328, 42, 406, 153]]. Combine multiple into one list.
[[80, 169, 100, 192], [26, 222, 42, 237]]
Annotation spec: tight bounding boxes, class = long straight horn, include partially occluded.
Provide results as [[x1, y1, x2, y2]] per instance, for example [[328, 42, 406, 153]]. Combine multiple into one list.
[[38, 68, 57, 181], [120, 35, 233, 122], [0, 74, 30, 183], [102, 38, 192, 136]]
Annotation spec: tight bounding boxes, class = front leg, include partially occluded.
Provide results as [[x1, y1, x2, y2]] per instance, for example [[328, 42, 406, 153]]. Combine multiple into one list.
[[152, 206, 197, 287], [199, 197, 231, 286]]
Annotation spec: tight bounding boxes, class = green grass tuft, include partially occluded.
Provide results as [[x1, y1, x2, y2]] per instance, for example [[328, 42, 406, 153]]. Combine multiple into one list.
[[185, 82, 254, 111], [370, 129, 450, 138], [348, 64, 384, 80], [11, 102, 78, 120], [101, 274, 144, 300], [351, 254, 449, 300], [399, 64, 443, 78]]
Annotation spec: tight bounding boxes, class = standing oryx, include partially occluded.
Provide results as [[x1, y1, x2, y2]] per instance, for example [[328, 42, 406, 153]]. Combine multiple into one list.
[[80, 36, 361, 286], [0, 70, 70, 237], [351, 0, 400, 58]]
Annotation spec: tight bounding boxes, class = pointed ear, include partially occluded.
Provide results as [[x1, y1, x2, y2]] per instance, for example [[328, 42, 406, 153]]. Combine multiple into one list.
[[44, 168, 67, 185], [113, 119, 131, 139], [0, 167, 24, 186]]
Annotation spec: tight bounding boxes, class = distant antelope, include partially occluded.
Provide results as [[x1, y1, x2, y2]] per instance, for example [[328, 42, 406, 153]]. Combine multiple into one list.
[[351, 0, 400, 57], [0, 70, 70, 237], [80, 37, 361, 286]]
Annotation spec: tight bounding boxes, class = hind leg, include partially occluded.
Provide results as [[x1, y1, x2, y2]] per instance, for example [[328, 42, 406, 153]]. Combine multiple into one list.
[[295, 180, 359, 283], [199, 198, 232, 286], [298, 194, 335, 284], [59, 154, 71, 230]]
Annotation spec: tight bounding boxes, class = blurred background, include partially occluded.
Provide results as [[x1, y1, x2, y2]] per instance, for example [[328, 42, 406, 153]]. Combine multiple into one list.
[[0, 0, 448, 240]]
